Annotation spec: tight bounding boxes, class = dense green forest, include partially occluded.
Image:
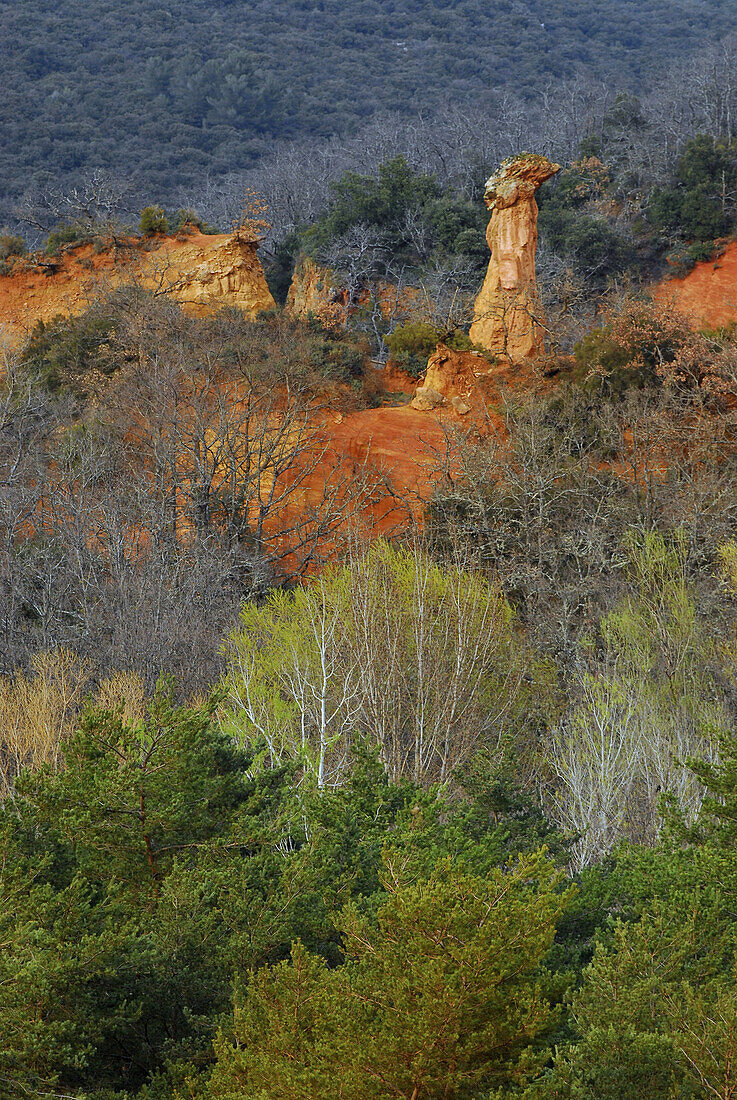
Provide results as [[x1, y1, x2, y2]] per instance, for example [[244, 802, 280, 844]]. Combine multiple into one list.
[[2, 0, 737, 225]]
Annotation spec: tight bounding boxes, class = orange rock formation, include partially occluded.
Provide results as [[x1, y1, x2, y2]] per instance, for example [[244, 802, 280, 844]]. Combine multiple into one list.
[[0, 229, 275, 345], [469, 154, 560, 362], [408, 341, 554, 440], [285, 254, 423, 331], [285, 256, 347, 329], [652, 242, 737, 329], [411, 344, 484, 416], [164, 229, 276, 317]]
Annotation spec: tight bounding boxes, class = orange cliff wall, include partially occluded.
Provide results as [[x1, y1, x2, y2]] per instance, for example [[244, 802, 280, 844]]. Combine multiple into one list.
[[0, 230, 276, 345], [652, 242, 737, 329]]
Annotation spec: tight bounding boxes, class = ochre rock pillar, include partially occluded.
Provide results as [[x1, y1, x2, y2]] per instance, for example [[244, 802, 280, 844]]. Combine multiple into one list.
[[469, 154, 560, 362]]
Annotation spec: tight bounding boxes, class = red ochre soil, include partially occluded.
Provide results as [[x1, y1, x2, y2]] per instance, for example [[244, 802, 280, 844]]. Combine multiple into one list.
[[322, 404, 449, 527], [0, 233, 576, 557], [653, 242, 737, 329], [0, 237, 475, 550]]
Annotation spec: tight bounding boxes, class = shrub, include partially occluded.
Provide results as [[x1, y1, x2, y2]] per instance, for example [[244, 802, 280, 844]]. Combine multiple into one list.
[[538, 159, 633, 281], [665, 240, 719, 277], [45, 223, 90, 256], [168, 207, 218, 235], [0, 232, 27, 261], [21, 304, 119, 391], [301, 156, 486, 268], [384, 320, 441, 376], [573, 297, 730, 397], [139, 204, 169, 236], [648, 134, 737, 243], [574, 326, 633, 390]]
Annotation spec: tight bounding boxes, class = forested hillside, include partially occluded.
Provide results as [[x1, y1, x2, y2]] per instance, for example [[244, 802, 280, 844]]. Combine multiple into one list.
[[2, 0, 737, 223], [6, 3, 737, 1097]]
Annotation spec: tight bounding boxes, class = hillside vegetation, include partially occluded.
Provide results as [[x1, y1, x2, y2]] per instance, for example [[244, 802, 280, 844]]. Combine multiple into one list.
[[2, 0, 737, 222], [6, 7, 737, 1098], [4, 251, 737, 1095]]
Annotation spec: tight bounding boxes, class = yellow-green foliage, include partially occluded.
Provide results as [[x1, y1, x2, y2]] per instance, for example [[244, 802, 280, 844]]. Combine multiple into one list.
[[221, 542, 528, 787], [550, 530, 723, 868], [384, 321, 442, 376], [206, 850, 572, 1100], [139, 205, 169, 236]]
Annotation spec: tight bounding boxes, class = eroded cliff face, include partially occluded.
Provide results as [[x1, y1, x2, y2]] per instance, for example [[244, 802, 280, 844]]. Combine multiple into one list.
[[652, 241, 737, 329], [285, 255, 423, 331], [469, 154, 560, 362], [285, 256, 347, 329], [0, 230, 275, 344], [165, 230, 276, 316]]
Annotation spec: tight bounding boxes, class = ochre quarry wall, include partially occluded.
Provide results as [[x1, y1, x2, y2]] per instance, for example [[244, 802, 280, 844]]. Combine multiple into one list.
[[285, 254, 423, 331], [285, 256, 348, 329], [165, 230, 276, 316], [469, 154, 560, 363], [0, 230, 275, 344], [652, 242, 737, 329]]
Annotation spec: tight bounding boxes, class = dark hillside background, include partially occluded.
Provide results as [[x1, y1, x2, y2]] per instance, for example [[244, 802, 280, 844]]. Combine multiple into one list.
[[0, 0, 732, 223]]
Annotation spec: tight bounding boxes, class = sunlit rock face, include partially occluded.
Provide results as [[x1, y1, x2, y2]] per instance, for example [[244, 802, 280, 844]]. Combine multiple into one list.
[[169, 230, 276, 317], [410, 344, 477, 412], [469, 154, 560, 362], [0, 229, 276, 346]]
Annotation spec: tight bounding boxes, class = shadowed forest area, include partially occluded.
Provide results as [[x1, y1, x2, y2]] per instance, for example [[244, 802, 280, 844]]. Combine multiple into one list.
[[5, 5, 737, 1099]]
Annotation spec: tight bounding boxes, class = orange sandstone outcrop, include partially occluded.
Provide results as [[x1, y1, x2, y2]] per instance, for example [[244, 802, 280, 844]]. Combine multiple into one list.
[[0, 230, 275, 344], [409, 339, 559, 436], [411, 344, 483, 415], [285, 255, 423, 331], [285, 256, 347, 329], [470, 154, 560, 362], [652, 241, 737, 329], [162, 229, 276, 316]]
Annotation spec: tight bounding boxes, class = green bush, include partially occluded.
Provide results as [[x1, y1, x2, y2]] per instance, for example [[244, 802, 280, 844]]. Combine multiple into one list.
[[306, 157, 441, 252], [168, 207, 218, 235], [648, 134, 737, 243], [139, 205, 169, 236], [665, 239, 719, 277], [0, 232, 26, 261], [384, 320, 441, 376], [21, 306, 119, 391], [539, 205, 633, 279], [302, 156, 486, 272], [573, 327, 638, 393], [45, 223, 91, 256], [443, 328, 477, 353], [384, 323, 493, 376]]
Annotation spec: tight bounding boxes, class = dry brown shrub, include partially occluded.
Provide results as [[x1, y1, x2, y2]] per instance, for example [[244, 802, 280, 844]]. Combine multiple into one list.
[[93, 669, 146, 726], [0, 654, 148, 797], [0, 648, 91, 797], [602, 296, 737, 399]]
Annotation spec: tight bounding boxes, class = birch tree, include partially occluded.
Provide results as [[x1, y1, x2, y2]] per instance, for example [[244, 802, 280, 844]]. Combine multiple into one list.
[[222, 572, 359, 788], [549, 531, 722, 869], [222, 542, 529, 788]]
